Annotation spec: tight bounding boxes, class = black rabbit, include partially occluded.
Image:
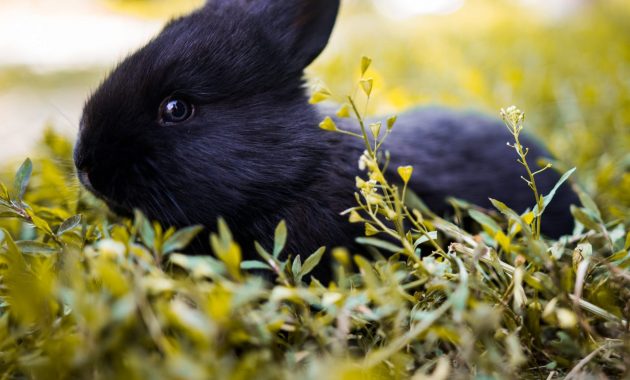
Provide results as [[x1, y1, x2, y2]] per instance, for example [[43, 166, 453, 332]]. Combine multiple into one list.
[[74, 0, 578, 274]]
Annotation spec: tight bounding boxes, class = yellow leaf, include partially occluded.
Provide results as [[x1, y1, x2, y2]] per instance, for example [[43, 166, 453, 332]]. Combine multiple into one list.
[[95, 258, 130, 297], [211, 234, 242, 281], [332, 248, 350, 267], [205, 286, 232, 323], [494, 230, 511, 251], [522, 211, 535, 225]]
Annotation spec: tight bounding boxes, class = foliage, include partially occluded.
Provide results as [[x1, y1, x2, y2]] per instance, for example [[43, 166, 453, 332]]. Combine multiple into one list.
[[312, 0, 630, 219], [1, 55, 629, 379], [1, 1, 629, 378]]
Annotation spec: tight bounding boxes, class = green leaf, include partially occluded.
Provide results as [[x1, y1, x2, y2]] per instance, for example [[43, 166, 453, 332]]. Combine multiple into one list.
[[169, 254, 226, 277], [489, 198, 532, 237], [533, 167, 576, 216], [570, 206, 601, 231], [57, 215, 82, 236], [356, 237, 402, 253], [217, 218, 233, 247], [241, 260, 272, 271], [162, 225, 204, 254], [450, 255, 469, 321], [413, 231, 439, 249], [134, 209, 155, 248], [469, 210, 501, 234], [404, 190, 433, 215], [273, 220, 287, 258], [576, 186, 602, 221], [16, 241, 58, 255], [300, 247, 326, 277], [292, 255, 302, 278], [490, 198, 515, 216], [254, 241, 274, 263], [0, 210, 21, 218], [13, 158, 33, 201]]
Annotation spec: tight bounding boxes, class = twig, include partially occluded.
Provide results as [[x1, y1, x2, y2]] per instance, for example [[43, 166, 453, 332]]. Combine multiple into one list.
[[565, 342, 623, 380]]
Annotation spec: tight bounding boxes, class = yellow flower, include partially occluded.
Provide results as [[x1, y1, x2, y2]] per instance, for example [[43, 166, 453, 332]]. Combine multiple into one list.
[[336, 103, 351, 118], [319, 117, 337, 132], [349, 210, 363, 223], [397, 166, 414, 183]]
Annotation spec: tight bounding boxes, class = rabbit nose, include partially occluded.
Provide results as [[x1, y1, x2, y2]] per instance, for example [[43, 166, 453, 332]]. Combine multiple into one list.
[[73, 137, 93, 171], [74, 139, 97, 192], [77, 169, 92, 188]]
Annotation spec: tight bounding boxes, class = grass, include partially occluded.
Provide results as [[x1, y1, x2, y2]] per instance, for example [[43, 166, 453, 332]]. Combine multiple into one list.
[[0, 1, 629, 378]]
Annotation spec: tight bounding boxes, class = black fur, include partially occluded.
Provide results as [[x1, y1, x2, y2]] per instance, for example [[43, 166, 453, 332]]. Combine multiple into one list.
[[75, 0, 578, 277]]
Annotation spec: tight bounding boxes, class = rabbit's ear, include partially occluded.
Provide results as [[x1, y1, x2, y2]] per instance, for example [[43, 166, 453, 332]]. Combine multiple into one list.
[[259, 0, 340, 70], [207, 0, 340, 71], [205, 0, 249, 10]]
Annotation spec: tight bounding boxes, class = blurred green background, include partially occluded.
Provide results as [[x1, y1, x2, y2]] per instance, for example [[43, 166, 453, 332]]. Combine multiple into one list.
[[1, 0, 628, 217]]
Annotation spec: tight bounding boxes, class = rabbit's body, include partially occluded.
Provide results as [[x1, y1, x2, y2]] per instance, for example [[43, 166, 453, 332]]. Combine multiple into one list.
[[75, 0, 578, 274]]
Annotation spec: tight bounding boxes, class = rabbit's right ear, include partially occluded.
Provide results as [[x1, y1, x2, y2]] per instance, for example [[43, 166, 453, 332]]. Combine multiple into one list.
[[207, 0, 340, 73]]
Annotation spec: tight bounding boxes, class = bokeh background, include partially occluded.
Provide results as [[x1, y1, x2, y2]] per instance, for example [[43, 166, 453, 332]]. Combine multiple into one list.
[[1, 0, 628, 216]]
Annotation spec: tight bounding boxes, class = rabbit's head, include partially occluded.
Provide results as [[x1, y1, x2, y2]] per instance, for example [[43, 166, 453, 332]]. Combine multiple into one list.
[[74, 0, 340, 227]]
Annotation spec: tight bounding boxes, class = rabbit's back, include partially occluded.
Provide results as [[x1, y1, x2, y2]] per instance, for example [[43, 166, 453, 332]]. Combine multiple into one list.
[[377, 107, 578, 237]]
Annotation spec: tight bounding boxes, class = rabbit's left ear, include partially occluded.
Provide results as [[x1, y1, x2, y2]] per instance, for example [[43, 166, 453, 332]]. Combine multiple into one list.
[[208, 0, 340, 72]]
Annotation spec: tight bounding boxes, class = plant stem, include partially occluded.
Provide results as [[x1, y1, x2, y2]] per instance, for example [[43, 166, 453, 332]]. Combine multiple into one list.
[[511, 131, 543, 239]]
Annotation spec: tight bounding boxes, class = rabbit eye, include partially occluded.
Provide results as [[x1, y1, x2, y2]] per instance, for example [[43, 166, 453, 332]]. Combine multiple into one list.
[[160, 98, 194, 125]]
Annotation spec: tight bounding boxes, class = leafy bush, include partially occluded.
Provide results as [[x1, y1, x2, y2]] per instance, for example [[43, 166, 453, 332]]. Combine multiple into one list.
[[0, 56, 629, 379]]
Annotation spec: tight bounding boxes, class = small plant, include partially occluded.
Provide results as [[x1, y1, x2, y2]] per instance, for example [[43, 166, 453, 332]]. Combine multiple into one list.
[[0, 60, 628, 379], [314, 56, 443, 266], [500, 106, 575, 241]]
